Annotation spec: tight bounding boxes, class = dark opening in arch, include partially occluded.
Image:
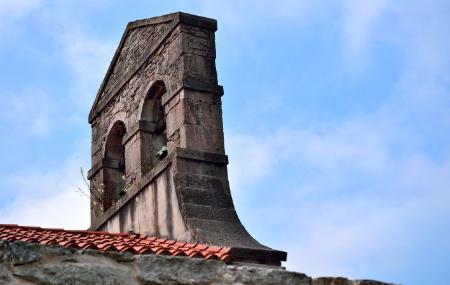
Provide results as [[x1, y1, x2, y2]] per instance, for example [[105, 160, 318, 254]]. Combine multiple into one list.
[[140, 81, 167, 173], [103, 120, 126, 211], [142, 80, 166, 126]]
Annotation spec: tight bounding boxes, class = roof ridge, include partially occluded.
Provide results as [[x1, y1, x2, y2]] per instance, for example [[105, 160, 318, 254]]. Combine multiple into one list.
[[0, 224, 129, 236], [0, 224, 231, 262]]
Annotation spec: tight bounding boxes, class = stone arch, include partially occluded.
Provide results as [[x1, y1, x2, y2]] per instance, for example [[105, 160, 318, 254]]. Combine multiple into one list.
[[139, 80, 168, 174], [103, 120, 127, 211], [138, 76, 173, 119], [141, 80, 166, 124]]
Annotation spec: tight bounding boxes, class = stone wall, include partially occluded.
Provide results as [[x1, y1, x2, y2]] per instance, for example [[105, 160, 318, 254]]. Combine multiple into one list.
[[97, 163, 191, 242], [0, 241, 397, 285], [92, 148, 274, 254], [88, 13, 222, 211], [88, 18, 187, 220], [85, 12, 289, 265], [86, 13, 236, 248]]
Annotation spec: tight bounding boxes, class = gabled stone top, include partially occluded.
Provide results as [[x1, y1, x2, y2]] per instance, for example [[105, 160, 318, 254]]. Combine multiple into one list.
[[89, 12, 218, 124]]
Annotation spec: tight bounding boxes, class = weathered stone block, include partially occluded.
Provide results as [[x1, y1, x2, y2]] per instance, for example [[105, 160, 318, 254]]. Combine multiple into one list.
[[179, 187, 233, 208], [164, 96, 184, 138], [183, 54, 218, 84], [183, 97, 223, 130], [183, 204, 239, 222], [180, 124, 225, 154], [174, 158, 228, 177], [174, 172, 226, 190]]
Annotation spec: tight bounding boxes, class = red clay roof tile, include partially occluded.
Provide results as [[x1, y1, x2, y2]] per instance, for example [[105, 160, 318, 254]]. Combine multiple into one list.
[[0, 224, 231, 262]]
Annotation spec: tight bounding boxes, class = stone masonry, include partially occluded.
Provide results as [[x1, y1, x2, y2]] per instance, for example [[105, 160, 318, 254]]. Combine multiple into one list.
[[86, 12, 286, 265], [0, 240, 397, 285]]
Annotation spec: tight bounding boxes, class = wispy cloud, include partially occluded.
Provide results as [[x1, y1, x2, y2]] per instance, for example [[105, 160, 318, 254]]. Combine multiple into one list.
[[339, 0, 390, 70], [0, 1, 109, 227], [0, 0, 43, 46], [222, 0, 450, 282], [36, 1, 116, 104], [226, 115, 450, 279], [1, 89, 58, 136], [0, 154, 90, 229], [0, 184, 90, 230], [0, 1, 448, 283], [61, 33, 116, 98]]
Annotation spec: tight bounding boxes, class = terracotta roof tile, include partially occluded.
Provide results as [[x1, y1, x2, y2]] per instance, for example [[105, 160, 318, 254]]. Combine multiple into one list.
[[0, 224, 231, 262]]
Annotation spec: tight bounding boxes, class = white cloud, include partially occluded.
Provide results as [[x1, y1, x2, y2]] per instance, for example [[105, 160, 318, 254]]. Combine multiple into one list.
[[0, 1, 112, 229], [0, 156, 90, 229], [0, 2, 448, 283], [224, 1, 450, 275], [0, 89, 57, 136], [1, 187, 90, 230], [226, 114, 450, 279], [56, 31, 116, 105], [338, 0, 450, 76], [210, 1, 450, 279], [339, 0, 390, 69], [0, 0, 116, 136], [226, 134, 276, 191], [36, 1, 116, 105]]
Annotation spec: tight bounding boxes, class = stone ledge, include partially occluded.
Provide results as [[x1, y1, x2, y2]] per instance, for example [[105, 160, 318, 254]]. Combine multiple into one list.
[[0, 240, 398, 285], [175, 148, 228, 164], [129, 11, 218, 31], [178, 12, 217, 31], [87, 158, 123, 180], [162, 81, 224, 109], [122, 120, 160, 144]]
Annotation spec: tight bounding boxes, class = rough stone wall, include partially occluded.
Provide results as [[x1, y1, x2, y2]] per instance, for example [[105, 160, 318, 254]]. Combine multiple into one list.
[[103, 24, 167, 95], [172, 152, 261, 248], [93, 148, 266, 252], [86, 13, 276, 261], [90, 19, 219, 170], [89, 21, 183, 192], [88, 14, 223, 225], [0, 241, 397, 285]]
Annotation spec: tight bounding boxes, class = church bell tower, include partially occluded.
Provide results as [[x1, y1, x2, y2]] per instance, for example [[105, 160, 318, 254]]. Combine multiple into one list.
[[87, 12, 286, 266]]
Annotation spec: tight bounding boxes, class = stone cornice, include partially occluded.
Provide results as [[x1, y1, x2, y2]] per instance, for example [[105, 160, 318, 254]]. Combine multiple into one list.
[[87, 158, 123, 180]]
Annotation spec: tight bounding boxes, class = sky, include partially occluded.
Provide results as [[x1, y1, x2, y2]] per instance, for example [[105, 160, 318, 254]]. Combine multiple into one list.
[[0, 0, 449, 284]]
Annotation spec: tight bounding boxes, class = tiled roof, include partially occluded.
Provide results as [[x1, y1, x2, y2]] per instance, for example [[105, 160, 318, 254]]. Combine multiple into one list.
[[0, 224, 231, 262]]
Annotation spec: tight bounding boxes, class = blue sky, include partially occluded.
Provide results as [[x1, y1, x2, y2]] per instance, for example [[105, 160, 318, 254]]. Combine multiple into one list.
[[0, 0, 449, 284]]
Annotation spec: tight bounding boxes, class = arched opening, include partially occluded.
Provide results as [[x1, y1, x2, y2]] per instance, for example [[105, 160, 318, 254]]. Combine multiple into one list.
[[142, 81, 166, 126], [103, 120, 126, 211], [140, 81, 167, 173]]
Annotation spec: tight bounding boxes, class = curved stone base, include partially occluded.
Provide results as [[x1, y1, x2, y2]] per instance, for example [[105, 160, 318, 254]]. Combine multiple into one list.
[[91, 148, 287, 265]]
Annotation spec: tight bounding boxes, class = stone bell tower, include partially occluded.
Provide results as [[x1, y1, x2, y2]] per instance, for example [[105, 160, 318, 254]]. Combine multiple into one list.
[[87, 12, 286, 265]]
